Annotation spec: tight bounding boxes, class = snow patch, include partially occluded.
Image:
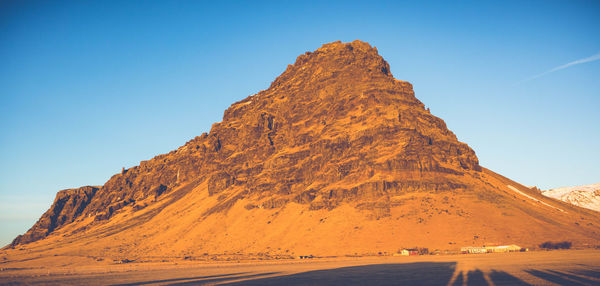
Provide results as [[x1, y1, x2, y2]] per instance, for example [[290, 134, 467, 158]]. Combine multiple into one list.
[[507, 185, 565, 213]]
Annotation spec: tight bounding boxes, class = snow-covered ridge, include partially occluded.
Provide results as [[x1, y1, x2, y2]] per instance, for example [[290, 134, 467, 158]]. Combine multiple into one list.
[[542, 183, 600, 212]]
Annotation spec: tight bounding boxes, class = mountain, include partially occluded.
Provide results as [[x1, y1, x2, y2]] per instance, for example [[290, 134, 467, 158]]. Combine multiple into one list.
[[543, 183, 600, 212], [5, 41, 600, 261]]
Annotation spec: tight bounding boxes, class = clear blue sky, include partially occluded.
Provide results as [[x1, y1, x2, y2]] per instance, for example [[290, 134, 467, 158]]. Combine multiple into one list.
[[1, 0, 599, 246]]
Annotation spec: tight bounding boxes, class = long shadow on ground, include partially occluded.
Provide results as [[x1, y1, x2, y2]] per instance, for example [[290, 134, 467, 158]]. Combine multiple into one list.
[[525, 269, 600, 286], [100, 265, 600, 286], [220, 262, 456, 285], [219, 262, 530, 286], [450, 269, 530, 286], [160, 272, 279, 286], [211, 262, 491, 286], [20, 262, 599, 285], [488, 270, 530, 286], [569, 268, 600, 280], [112, 272, 249, 286]]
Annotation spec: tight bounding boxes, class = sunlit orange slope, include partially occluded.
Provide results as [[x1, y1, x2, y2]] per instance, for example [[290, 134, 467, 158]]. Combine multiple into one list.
[[4, 41, 599, 263]]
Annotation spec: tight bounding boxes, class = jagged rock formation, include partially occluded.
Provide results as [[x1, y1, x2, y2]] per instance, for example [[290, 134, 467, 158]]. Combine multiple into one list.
[[11, 40, 480, 245], [12, 186, 98, 246], [7, 41, 600, 258]]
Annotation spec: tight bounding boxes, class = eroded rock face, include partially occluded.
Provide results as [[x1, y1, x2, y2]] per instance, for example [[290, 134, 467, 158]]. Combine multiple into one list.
[[11, 186, 98, 247], [12, 40, 481, 246]]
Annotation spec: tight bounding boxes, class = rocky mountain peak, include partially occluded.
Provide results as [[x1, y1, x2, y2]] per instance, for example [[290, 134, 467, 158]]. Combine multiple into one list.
[[7, 41, 600, 259], [12, 40, 483, 247], [269, 40, 393, 91]]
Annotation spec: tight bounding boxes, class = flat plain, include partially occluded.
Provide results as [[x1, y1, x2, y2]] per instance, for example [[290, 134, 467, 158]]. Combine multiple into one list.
[[1, 249, 599, 285]]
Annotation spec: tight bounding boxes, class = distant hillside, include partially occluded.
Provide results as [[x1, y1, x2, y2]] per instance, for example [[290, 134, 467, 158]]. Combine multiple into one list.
[[543, 183, 600, 212]]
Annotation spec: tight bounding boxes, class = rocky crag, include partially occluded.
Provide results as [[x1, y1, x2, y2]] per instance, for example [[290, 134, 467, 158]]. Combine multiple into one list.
[[7, 41, 600, 259]]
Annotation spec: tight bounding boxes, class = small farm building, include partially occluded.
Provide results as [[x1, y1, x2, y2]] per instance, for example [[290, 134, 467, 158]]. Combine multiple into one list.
[[460, 247, 486, 254], [400, 249, 419, 256], [486, 245, 522, 253]]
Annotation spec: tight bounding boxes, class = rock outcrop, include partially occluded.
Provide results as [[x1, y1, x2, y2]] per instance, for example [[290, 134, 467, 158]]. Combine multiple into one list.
[[11, 186, 98, 247]]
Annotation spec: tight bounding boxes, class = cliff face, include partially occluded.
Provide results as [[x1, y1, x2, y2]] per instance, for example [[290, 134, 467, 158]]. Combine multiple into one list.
[[11, 186, 98, 246], [9, 41, 600, 256]]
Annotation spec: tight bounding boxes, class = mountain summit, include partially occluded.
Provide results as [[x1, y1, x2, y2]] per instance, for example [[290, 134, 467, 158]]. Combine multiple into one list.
[[8, 41, 600, 259]]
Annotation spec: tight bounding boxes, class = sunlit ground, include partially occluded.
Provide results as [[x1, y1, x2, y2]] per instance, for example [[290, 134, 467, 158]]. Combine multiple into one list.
[[1, 249, 599, 285]]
